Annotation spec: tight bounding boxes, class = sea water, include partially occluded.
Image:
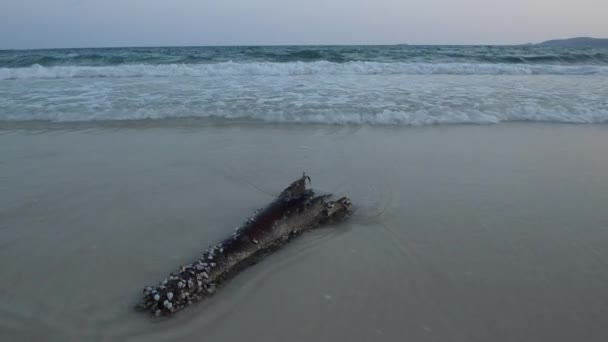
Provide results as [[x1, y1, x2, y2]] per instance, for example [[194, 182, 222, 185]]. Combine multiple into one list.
[[1, 45, 607, 124]]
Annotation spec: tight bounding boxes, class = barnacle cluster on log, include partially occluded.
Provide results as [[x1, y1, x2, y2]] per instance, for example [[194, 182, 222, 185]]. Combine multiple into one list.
[[138, 174, 351, 316]]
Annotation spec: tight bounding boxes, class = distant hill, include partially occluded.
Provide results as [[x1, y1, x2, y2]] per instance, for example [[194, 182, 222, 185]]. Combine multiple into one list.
[[536, 37, 608, 48]]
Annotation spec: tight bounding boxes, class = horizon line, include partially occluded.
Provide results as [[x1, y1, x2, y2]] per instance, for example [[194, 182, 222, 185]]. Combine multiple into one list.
[[1, 36, 605, 51], [0, 42, 555, 51]]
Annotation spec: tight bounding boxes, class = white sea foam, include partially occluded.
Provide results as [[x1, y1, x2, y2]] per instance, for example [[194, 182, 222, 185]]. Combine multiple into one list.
[[1, 61, 608, 80], [1, 65, 607, 126], [2, 104, 606, 125]]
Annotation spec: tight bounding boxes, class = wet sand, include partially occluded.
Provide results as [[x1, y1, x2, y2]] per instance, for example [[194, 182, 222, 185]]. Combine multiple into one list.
[[1, 121, 608, 342]]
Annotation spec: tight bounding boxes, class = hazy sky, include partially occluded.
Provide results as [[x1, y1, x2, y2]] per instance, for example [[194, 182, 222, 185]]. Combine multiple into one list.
[[1, 0, 607, 49]]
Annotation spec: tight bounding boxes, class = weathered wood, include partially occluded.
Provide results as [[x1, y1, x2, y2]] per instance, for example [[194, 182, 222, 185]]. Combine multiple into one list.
[[138, 174, 351, 316]]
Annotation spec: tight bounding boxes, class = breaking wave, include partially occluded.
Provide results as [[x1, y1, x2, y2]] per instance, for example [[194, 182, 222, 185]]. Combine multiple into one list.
[[2, 46, 608, 67], [2, 61, 608, 80], [2, 104, 607, 126]]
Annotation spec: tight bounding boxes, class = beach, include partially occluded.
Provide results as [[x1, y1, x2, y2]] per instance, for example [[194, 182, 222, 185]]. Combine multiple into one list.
[[1, 121, 607, 341]]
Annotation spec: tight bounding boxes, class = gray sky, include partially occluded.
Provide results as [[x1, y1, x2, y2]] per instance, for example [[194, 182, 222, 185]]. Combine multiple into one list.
[[1, 0, 607, 49]]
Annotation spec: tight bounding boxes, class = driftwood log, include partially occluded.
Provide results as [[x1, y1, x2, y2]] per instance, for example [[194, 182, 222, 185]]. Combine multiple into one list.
[[138, 174, 351, 316]]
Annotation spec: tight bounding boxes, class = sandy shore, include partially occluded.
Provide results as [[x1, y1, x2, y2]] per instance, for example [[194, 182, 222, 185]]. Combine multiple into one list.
[[1, 121, 608, 341]]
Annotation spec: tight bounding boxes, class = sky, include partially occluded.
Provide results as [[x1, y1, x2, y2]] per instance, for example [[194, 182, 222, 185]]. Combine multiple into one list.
[[0, 0, 607, 49]]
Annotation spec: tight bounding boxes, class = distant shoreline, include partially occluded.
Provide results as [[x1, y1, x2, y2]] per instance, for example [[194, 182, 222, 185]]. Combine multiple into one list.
[[535, 37, 608, 48]]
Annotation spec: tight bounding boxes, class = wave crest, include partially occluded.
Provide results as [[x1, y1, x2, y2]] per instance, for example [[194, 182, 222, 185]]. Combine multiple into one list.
[[2, 61, 607, 80], [3, 46, 608, 67]]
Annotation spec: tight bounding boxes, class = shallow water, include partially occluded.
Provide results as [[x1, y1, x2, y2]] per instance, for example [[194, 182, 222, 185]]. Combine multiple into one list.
[[1, 122, 608, 341], [2, 46, 608, 125]]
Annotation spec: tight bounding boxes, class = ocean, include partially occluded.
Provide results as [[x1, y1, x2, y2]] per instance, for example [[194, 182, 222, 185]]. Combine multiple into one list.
[[1, 45, 607, 124], [1, 46, 608, 342]]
